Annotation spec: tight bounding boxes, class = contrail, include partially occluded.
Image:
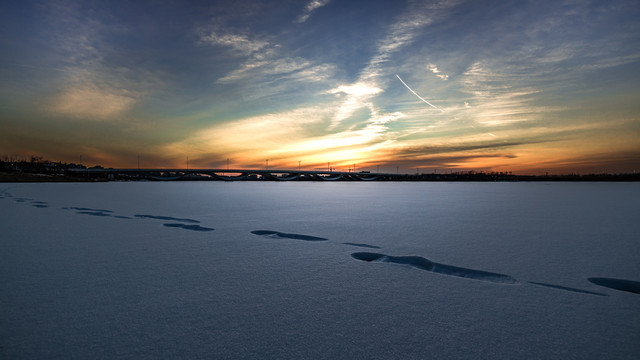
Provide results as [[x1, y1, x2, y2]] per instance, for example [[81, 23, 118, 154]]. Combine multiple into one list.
[[395, 74, 445, 112]]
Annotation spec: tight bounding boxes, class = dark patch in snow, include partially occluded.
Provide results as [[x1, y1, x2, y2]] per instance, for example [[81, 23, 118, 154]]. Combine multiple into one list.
[[163, 223, 215, 232], [112, 215, 132, 219], [528, 282, 607, 296], [342, 242, 381, 249], [351, 252, 386, 262], [251, 230, 328, 242], [76, 211, 112, 217], [64, 207, 113, 213], [31, 201, 47, 204], [588, 277, 640, 294], [351, 252, 518, 284], [14, 198, 31, 202], [32, 204, 49, 208], [135, 214, 200, 223]]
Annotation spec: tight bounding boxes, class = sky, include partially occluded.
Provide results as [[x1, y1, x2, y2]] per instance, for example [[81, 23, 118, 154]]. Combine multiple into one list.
[[1, 0, 639, 174]]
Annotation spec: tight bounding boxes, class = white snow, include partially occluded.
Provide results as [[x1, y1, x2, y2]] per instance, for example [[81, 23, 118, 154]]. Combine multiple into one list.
[[1, 182, 639, 359]]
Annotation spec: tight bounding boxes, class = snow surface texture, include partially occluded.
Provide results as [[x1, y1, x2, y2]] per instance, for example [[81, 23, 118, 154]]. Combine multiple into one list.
[[1, 182, 639, 359]]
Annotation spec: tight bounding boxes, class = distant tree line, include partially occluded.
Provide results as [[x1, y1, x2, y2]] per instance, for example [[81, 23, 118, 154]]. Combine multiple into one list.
[[0, 155, 86, 174]]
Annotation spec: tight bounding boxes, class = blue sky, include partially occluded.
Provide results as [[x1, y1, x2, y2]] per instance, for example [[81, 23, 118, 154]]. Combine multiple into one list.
[[1, 0, 639, 174]]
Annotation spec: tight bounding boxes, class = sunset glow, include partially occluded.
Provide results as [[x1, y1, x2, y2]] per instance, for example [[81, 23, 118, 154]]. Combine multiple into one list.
[[1, 1, 639, 174]]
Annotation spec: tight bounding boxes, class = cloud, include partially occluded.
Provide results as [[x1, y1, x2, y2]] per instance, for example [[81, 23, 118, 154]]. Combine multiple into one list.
[[392, 140, 534, 159], [163, 100, 407, 168], [457, 61, 552, 126], [39, 1, 106, 67], [360, 1, 462, 81], [427, 64, 448, 80], [329, 83, 382, 97], [166, 105, 332, 157], [39, 62, 169, 122], [216, 56, 311, 83], [295, 0, 331, 23], [325, 81, 380, 129], [200, 32, 269, 55], [201, 28, 336, 99], [30, 2, 171, 122], [46, 84, 137, 120], [326, 1, 459, 130], [276, 111, 404, 153]]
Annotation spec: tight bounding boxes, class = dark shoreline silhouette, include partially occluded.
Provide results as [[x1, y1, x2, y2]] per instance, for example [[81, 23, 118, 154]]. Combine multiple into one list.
[[3, 157, 640, 182], [3, 169, 639, 183]]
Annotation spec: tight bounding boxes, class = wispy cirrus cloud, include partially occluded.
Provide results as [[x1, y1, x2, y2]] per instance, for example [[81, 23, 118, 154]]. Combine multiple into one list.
[[199, 32, 269, 55], [327, 1, 459, 129], [39, 1, 106, 67], [295, 0, 331, 24], [216, 56, 311, 84], [34, 1, 168, 121], [43, 66, 167, 121], [200, 29, 336, 97], [427, 64, 448, 80], [46, 83, 137, 120], [193, 1, 463, 162]]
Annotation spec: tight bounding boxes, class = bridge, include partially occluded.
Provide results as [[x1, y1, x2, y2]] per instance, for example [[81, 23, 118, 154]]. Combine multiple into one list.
[[68, 168, 420, 181]]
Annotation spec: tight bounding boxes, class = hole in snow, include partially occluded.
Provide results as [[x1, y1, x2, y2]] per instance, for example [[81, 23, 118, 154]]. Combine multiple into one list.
[[588, 278, 640, 294], [251, 230, 327, 241], [351, 252, 518, 284]]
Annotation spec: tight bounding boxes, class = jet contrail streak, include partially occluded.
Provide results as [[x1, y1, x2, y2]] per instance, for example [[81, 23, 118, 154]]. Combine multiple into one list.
[[396, 74, 445, 112]]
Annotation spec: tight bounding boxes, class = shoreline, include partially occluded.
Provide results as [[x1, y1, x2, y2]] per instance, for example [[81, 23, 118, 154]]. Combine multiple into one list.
[[2, 171, 638, 183]]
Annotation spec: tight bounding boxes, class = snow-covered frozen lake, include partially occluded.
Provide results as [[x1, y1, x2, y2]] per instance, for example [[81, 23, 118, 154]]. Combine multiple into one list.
[[1, 182, 639, 359]]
